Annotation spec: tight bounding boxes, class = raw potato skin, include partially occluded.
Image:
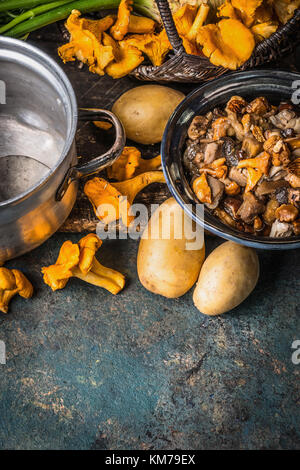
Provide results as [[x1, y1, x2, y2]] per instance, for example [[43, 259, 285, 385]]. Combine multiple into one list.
[[193, 241, 259, 316], [112, 85, 185, 145], [137, 198, 205, 298]]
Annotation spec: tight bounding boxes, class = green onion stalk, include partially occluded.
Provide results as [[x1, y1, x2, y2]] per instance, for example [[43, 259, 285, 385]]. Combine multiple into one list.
[[0, 1, 74, 33], [0, 0, 160, 38]]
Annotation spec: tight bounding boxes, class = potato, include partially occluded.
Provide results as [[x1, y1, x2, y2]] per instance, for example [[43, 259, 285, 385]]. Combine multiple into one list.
[[137, 198, 205, 298], [193, 241, 259, 316], [112, 85, 185, 145]]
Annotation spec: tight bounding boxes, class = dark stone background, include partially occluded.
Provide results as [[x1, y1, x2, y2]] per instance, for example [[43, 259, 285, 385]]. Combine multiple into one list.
[[0, 23, 299, 450]]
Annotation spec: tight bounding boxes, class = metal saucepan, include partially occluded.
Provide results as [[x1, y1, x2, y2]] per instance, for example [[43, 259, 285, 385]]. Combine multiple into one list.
[[0, 37, 125, 263]]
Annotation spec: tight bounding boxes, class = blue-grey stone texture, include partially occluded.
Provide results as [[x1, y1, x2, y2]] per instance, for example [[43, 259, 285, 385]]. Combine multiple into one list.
[[0, 24, 299, 451]]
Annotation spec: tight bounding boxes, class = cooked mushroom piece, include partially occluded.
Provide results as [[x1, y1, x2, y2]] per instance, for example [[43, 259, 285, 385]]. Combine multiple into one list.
[[270, 220, 293, 238], [263, 199, 279, 225], [237, 192, 264, 224], [255, 179, 289, 198], [226, 112, 245, 142], [183, 141, 205, 172], [253, 216, 263, 232], [223, 197, 242, 220], [268, 165, 287, 181], [223, 179, 241, 196], [192, 173, 212, 204], [188, 115, 209, 140], [281, 128, 295, 139], [228, 167, 247, 187], [213, 207, 237, 228], [185, 95, 300, 238], [286, 137, 300, 150], [285, 172, 300, 189], [242, 133, 263, 157], [205, 176, 225, 210], [275, 187, 289, 206], [222, 137, 244, 166], [292, 219, 300, 235], [278, 102, 295, 112], [246, 97, 269, 115], [203, 142, 220, 164], [212, 117, 231, 140], [288, 188, 300, 208], [270, 109, 296, 130], [275, 204, 299, 223], [225, 96, 247, 114]]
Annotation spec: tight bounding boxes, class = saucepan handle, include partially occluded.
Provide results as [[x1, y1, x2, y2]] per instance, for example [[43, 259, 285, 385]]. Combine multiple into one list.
[[56, 108, 125, 201]]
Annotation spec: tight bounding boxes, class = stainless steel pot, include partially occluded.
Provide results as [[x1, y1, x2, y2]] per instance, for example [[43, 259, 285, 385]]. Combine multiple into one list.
[[0, 37, 125, 263]]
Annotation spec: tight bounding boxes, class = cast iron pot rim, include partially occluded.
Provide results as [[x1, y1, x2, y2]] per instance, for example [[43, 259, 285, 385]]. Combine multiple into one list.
[[0, 37, 78, 209], [161, 69, 300, 250]]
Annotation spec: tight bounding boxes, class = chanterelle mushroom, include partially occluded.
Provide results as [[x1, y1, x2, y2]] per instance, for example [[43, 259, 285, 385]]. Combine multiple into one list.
[[124, 32, 171, 67], [103, 33, 144, 79], [110, 0, 133, 40], [232, 0, 263, 18], [192, 173, 212, 204], [84, 172, 166, 227], [0, 267, 33, 314], [273, 0, 300, 24], [107, 147, 161, 181], [58, 10, 115, 76], [196, 19, 255, 70], [42, 234, 125, 295]]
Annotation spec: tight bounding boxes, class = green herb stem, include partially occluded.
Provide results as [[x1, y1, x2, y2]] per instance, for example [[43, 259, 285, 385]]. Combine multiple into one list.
[[0, 0, 73, 33], [0, 0, 160, 37], [0, 1, 53, 13]]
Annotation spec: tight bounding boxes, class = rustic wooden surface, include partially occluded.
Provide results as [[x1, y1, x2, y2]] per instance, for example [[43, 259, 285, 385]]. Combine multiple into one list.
[[30, 24, 300, 233], [0, 23, 299, 453]]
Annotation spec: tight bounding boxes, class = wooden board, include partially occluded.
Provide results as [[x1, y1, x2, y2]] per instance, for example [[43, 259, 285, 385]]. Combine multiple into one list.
[[29, 24, 300, 233]]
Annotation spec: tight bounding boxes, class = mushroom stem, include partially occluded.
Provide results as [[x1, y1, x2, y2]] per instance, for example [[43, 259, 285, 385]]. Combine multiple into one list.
[[112, 171, 166, 204], [73, 261, 125, 295], [91, 259, 125, 290], [139, 155, 162, 173], [0, 289, 18, 314], [187, 3, 210, 41]]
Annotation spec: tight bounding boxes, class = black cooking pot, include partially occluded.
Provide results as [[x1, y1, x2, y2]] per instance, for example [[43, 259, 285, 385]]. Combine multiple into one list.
[[161, 70, 300, 250]]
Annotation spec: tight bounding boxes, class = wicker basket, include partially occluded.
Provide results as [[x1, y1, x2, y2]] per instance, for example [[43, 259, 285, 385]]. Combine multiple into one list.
[[131, 0, 300, 83]]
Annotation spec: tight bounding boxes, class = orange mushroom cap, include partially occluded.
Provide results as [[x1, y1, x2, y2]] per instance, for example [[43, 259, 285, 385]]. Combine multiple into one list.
[[58, 10, 114, 75], [237, 152, 271, 176], [110, 0, 133, 41], [42, 241, 80, 291], [197, 19, 255, 70], [107, 147, 161, 181]]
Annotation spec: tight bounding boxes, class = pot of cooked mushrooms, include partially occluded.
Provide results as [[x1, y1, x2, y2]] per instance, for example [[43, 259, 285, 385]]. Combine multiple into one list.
[[162, 70, 300, 250], [0, 37, 125, 263]]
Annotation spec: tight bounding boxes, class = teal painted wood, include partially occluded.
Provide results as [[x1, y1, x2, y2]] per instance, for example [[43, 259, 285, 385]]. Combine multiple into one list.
[[0, 234, 299, 449]]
